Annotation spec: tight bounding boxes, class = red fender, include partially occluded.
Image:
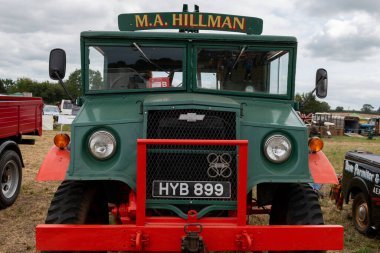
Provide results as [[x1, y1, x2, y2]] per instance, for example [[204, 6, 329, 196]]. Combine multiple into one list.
[[36, 146, 69, 181], [308, 151, 338, 184]]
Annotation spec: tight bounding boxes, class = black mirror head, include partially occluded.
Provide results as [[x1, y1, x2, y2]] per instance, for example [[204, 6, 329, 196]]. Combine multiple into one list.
[[316, 68, 328, 99], [49, 48, 66, 80]]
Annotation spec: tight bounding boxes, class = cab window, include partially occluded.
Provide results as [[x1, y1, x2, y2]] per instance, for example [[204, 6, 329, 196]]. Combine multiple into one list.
[[88, 45, 184, 91], [196, 47, 289, 95]]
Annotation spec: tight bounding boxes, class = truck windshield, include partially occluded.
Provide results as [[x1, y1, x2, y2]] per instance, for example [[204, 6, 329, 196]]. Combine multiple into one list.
[[196, 47, 289, 95], [88, 45, 184, 91]]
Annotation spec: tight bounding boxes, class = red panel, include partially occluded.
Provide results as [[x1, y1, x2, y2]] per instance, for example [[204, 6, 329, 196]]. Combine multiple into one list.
[[137, 139, 248, 145], [0, 97, 42, 137], [309, 151, 338, 184], [136, 142, 147, 226], [35, 146, 70, 181], [237, 143, 248, 225], [36, 224, 344, 251]]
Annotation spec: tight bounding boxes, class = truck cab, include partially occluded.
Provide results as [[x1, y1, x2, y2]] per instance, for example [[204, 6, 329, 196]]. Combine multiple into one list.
[[36, 8, 343, 252]]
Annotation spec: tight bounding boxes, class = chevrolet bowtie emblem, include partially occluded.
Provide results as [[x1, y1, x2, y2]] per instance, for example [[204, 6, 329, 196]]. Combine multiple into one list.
[[178, 113, 205, 122]]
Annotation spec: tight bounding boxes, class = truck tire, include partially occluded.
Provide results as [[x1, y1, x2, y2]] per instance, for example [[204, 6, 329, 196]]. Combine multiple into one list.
[[269, 183, 324, 253], [44, 180, 109, 253], [352, 192, 372, 235], [0, 150, 22, 209]]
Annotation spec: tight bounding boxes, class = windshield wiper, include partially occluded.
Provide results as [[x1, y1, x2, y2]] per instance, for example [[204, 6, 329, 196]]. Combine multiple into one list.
[[132, 42, 170, 74], [228, 45, 247, 75]]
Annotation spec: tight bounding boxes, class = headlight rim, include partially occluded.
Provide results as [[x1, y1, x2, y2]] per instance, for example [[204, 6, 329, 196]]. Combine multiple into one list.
[[88, 129, 117, 160], [263, 134, 293, 164]]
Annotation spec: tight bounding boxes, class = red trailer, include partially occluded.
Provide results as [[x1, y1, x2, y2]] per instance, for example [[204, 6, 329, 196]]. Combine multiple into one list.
[[0, 95, 42, 209]]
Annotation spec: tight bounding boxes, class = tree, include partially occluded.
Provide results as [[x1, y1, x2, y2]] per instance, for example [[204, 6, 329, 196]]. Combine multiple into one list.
[[65, 69, 103, 98], [361, 104, 374, 113], [335, 106, 344, 112], [7, 78, 65, 104], [295, 93, 330, 114], [0, 69, 102, 103], [0, 80, 6, 93], [0, 78, 15, 93], [65, 69, 82, 99]]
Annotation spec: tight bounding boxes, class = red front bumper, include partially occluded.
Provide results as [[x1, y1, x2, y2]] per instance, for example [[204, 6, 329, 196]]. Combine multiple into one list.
[[36, 223, 343, 251], [36, 139, 344, 252]]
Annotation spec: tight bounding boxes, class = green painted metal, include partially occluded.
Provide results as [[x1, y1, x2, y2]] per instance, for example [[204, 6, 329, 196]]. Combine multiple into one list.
[[67, 93, 309, 191], [118, 12, 263, 35], [65, 15, 312, 215]]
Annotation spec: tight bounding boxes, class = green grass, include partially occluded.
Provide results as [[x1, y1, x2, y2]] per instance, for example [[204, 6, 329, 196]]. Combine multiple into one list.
[[322, 135, 380, 252]]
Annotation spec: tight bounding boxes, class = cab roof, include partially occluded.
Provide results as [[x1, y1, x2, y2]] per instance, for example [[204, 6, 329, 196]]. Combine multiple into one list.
[[80, 31, 297, 45]]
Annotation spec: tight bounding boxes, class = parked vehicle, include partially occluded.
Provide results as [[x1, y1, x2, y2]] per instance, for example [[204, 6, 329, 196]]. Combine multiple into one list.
[[341, 151, 380, 235], [35, 6, 343, 252], [59, 99, 73, 115], [43, 104, 60, 116], [0, 96, 42, 209]]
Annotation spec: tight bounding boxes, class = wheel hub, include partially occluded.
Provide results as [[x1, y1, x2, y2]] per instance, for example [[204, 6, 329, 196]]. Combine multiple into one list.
[[1, 160, 19, 198], [358, 205, 368, 222]]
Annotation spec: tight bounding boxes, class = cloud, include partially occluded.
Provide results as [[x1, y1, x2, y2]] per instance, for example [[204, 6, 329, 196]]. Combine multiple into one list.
[[0, 0, 379, 111], [305, 12, 380, 61], [295, 0, 380, 16]]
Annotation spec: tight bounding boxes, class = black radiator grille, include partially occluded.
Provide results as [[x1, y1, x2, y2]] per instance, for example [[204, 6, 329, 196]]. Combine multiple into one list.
[[146, 109, 237, 201], [147, 109, 236, 140]]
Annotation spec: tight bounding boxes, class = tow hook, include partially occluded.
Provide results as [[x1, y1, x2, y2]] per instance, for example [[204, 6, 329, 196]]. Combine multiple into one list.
[[181, 223, 207, 253], [131, 231, 149, 251], [236, 231, 252, 250]]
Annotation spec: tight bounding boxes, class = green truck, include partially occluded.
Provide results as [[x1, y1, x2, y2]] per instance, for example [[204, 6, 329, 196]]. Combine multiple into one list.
[[36, 6, 343, 252]]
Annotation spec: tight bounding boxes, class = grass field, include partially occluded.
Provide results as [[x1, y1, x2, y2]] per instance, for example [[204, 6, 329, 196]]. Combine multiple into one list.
[[0, 131, 379, 252]]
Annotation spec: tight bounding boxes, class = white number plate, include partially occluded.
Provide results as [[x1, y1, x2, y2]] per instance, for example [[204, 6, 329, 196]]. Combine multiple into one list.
[[152, 181, 231, 198]]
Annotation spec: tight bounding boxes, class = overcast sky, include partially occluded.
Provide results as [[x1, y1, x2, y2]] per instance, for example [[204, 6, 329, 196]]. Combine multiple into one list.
[[0, 0, 379, 110]]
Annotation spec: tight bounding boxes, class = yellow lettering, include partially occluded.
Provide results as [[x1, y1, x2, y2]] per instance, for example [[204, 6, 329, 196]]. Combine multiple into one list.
[[135, 15, 148, 28], [184, 14, 188, 26], [233, 17, 245, 30], [208, 15, 221, 28], [172, 14, 182, 26], [189, 14, 198, 27], [154, 14, 164, 27], [198, 14, 207, 27], [221, 16, 232, 29]]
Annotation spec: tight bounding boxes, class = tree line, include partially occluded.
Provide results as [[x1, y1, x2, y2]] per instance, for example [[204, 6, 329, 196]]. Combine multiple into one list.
[[296, 93, 380, 115], [0, 69, 101, 104]]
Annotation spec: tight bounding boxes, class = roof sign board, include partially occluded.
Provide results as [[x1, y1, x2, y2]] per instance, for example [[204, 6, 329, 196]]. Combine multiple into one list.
[[118, 12, 263, 35]]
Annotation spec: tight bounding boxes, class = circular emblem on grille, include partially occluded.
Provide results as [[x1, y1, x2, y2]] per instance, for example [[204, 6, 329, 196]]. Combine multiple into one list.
[[207, 153, 232, 178]]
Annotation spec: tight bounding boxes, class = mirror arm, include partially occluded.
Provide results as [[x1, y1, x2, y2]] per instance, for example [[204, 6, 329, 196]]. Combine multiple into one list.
[[310, 86, 317, 95], [54, 71, 75, 104], [314, 75, 327, 97]]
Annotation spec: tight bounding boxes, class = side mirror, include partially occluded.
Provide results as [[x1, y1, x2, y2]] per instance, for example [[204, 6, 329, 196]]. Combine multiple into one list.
[[49, 49, 66, 80], [315, 68, 328, 99]]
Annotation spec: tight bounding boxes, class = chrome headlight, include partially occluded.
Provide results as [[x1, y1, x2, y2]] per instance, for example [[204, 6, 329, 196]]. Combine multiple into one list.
[[88, 130, 116, 160], [264, 135, 292, 163]]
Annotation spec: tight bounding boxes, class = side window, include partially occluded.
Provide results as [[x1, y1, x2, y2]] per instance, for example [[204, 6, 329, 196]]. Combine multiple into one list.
[[269, 52, 289, 95], [88, 47, 105, 90]]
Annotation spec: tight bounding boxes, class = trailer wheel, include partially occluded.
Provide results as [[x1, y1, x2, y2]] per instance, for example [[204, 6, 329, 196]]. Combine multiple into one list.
[[352, 192, 372, 234], [44, 180, 109, 253], [0, 150, 22, 209], [269, 183, 324, 253]]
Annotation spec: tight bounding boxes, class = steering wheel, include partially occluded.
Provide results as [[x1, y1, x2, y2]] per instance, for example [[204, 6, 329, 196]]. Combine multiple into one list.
[[110, 68, 145, 89]]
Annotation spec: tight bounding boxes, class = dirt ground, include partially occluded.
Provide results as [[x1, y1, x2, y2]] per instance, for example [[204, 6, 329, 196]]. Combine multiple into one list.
[[0, 131, 61, 253]]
